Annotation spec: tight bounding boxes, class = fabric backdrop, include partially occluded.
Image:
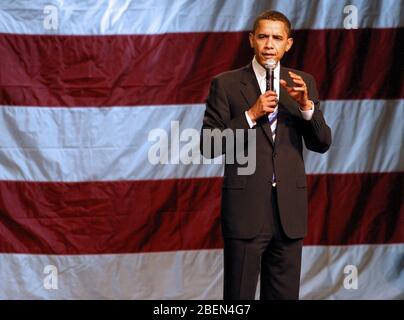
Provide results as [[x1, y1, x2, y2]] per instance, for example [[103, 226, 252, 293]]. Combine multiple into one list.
[[0, 0, 403, 299]]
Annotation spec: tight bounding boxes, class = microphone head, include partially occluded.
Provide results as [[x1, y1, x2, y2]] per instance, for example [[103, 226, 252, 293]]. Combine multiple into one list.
[[264, 58, 277, 70]]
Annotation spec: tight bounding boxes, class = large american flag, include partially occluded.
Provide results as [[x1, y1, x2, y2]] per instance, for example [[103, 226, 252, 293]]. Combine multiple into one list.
[[0, 0, 402, 299]]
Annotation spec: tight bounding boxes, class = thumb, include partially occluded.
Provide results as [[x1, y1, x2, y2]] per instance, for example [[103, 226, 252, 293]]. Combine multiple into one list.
[[280, 79, 292, 93]]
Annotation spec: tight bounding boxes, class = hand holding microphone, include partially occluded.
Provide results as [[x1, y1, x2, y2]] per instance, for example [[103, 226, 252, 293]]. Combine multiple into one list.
[[247, 59, 278, 123]]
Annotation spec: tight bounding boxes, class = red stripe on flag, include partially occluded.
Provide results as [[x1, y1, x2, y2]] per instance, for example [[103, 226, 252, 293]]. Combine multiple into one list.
[[304, 172, 404, 246], [0, 178, 223, 254], [0, 28, 402, 107], [0, 173, 402, 254]]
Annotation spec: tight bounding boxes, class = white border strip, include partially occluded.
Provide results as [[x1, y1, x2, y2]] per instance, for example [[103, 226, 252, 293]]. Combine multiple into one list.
[[0, 244, 402, 299], [0, 0, 402, 35], [0, 100, 402, 182]]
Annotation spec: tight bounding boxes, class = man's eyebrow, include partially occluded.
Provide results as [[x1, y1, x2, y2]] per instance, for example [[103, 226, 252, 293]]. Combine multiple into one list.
[[257, 33, 284, 38]]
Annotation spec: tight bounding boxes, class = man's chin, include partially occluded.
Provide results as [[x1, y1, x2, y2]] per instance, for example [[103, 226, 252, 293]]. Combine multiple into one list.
[[260, 56, 278, 63]]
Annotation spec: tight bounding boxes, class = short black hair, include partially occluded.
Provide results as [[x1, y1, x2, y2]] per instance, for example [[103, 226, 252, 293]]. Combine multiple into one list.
[[252, 10, 292, 37]]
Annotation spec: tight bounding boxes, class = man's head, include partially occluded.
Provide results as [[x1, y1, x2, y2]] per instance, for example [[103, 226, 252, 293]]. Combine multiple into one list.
[[249, 11, 293, 67]]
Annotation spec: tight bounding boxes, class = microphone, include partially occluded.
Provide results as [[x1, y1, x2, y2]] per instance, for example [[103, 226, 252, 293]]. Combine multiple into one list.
[[264, 59, 276, 92]]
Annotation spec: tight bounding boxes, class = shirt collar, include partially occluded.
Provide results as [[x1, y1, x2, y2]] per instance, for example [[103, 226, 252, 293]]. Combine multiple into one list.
[[252, 56, 280, 79]]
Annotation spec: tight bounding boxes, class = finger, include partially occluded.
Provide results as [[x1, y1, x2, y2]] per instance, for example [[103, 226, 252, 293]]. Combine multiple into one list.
[[289, 73, 307, 87], [280, 80, 293, 92], [264, 90, 277, 97], [288, 71, 302, 79], [281, 84, 293, 94], [264, 99, 278, 107], [291, 78, 306, 86], [263, 96, 278, 104], [263, 106, 276, 113], [291, 87, 306, 92]]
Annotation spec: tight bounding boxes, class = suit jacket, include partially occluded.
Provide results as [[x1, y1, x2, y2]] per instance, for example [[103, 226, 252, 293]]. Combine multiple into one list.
[[201, 63, 331, 239]]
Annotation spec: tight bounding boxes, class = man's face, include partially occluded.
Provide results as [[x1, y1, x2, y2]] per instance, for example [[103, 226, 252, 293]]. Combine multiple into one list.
[[249, 19, 293, 67]]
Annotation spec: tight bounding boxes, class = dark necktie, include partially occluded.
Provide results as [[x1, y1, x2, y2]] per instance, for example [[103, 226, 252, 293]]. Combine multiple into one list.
[[266, 68, 277, 131]]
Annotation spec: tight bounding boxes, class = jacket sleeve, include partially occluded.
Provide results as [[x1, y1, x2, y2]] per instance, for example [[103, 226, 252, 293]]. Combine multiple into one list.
[[200, 76, 251, 158]]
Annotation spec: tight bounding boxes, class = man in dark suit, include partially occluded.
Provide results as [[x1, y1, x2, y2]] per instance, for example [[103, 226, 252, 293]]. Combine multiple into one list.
[[200, 11, 331, 299]]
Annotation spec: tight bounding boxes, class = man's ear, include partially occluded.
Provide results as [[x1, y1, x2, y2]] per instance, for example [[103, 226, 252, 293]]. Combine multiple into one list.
[[285, 37, 293, 52], [249, 32, 254, 48]]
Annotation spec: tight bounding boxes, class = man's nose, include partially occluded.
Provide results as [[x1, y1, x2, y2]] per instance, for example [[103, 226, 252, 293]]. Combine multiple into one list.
[[265, 36, 274, 48]]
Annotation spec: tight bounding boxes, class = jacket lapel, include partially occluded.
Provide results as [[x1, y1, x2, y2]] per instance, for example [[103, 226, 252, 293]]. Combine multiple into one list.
[[240, 64, 261, 108], [258, 112, 275, 146], [240, 64, 274, 146]]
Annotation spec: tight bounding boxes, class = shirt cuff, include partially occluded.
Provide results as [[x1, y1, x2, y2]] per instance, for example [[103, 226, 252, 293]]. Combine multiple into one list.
[[299, 101, 315, 120], [245, 111, 256, 128]]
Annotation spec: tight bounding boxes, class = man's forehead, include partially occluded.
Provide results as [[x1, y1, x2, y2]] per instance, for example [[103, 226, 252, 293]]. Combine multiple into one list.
[[255, 20, 288, 35]]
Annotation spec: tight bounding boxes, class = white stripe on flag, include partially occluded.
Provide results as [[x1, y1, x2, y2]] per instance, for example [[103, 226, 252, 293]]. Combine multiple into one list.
[[0, 250, 223, 299], [1, 244, 402, 299], [0, 0, 402, 35], [300, 244, 404, 300], [0, 100, 402, 182], [303, 99, 404, 174]]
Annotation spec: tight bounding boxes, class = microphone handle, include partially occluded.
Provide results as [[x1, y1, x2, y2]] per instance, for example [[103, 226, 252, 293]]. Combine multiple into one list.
[[266, 68, 274, 91], [270, 68, 274, 91]]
